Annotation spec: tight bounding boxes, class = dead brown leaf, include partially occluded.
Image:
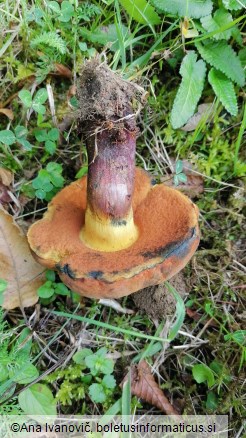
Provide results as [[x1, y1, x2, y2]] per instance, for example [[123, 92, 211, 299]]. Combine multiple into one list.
[[181, 103, 213, 131], [54, 63, 72, 79], [0, 167, 13, 186], [121, 360, 180, 416], [0, 108, 14, 121], [0, 183, 12, 204], [0, 206, 45, 309]]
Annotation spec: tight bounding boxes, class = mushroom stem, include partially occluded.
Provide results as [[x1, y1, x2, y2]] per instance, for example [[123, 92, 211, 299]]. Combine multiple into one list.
[[80, 126, 139, 252]]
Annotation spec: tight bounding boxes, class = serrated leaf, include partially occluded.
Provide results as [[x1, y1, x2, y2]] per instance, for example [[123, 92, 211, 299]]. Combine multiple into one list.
[[196, 41, 245, 86], [153, 0, 213, 18], [102, 374, 116, 389], [18, 90, 32, 107], [31, 32, 67, 55], [119, 0, 161, 25], [18, 383, 57, 415], [171, 51, 206, 129], [222, 0, 246, 10], [201, 8, 233, 40], [89, 383, 106, 403], [208, 68, 238, 116], [192, 364, 215, 387], [0, 130, 16, 146], [0, 206, 45, 309], [73, 348, 93, 365]]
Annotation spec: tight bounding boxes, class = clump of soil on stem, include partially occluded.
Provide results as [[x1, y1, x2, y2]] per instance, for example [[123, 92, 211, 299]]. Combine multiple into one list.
[[77, 58, 143, 134]]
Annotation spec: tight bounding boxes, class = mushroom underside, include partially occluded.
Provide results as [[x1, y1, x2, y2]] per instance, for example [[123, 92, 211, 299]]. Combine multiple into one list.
[[28, 168, 200, 299]]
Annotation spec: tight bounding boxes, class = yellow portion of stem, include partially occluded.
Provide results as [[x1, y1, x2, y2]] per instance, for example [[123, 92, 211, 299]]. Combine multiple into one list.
[[80, 206, 139, 252]]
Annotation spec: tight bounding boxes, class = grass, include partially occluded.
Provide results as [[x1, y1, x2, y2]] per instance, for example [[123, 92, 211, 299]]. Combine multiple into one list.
[[0, 0, 245, 435]]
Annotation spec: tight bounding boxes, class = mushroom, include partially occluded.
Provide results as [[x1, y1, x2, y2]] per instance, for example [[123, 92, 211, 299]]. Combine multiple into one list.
[[27, 59, 200, 301]]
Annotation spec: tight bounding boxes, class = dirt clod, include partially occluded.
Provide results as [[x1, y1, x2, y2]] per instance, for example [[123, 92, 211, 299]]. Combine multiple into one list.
[[133, 272, 188, 320], [77, 58, 143, 133]]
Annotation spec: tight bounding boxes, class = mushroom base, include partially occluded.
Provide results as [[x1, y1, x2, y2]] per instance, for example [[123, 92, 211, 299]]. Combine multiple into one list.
[[80, 206, 139, 252], [27, 168, 200, 299]]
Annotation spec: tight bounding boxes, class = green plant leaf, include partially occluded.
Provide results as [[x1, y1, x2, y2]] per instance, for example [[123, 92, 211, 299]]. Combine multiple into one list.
[[165, 281, 186, 340], [48, 1, 60, 13], [18, 90, 32, 108], [153, 0, 213, 18], [46, 162, 62, 173], [192, 364, 215, 387], [18, 138, 33, 151], [102, 374, 116, 389], [119, 0, 161, 25], [222, 0, 246, 10], [49, 173, 64, 187], [171, 51, 206, 129], [32, 170, 52, 189], [35, 189, 46, 199], [59, 1, 74, 22], [175, 160, 183, 174], [0, 130, 16, 145], [45, 140, 56, 154], [33, 88, 48, 103], [208, 68, 238, 116], [0, 364, 8, 382], [54, 283, 69, 295], [37, 281, 55, 299], [46, 270, 56, 281], [31, 32, 67, 55], [196, 41, 245, 86], [178, 173, 188, 183], [32, 89, 48, 113], [206, 391, 219, 410], [89, 383, 106, 403], [35, 129, 48, 142], [18, 383, 57, 415], [73, 348, 93, 365], [76, 166, 88, 178], [224, 330, 246, 345], [14, 125, 28, 139], [201, 8, 233, 40], [9, 363, 39, 384], [47, 128, 59, 141]]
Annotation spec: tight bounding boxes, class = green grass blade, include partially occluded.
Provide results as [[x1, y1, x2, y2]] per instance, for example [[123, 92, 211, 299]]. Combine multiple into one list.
[[165, 281, 186, 341], [234, 103, 246, 173], [52, 311, 169, 343]]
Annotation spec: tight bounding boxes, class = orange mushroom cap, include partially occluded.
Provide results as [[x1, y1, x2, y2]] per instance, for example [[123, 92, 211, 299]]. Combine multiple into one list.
[[27, 168, 200, 299]]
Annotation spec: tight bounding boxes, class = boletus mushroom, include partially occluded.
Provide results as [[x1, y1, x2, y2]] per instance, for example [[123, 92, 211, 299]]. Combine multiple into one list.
[[27, 59, 200, 299]]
